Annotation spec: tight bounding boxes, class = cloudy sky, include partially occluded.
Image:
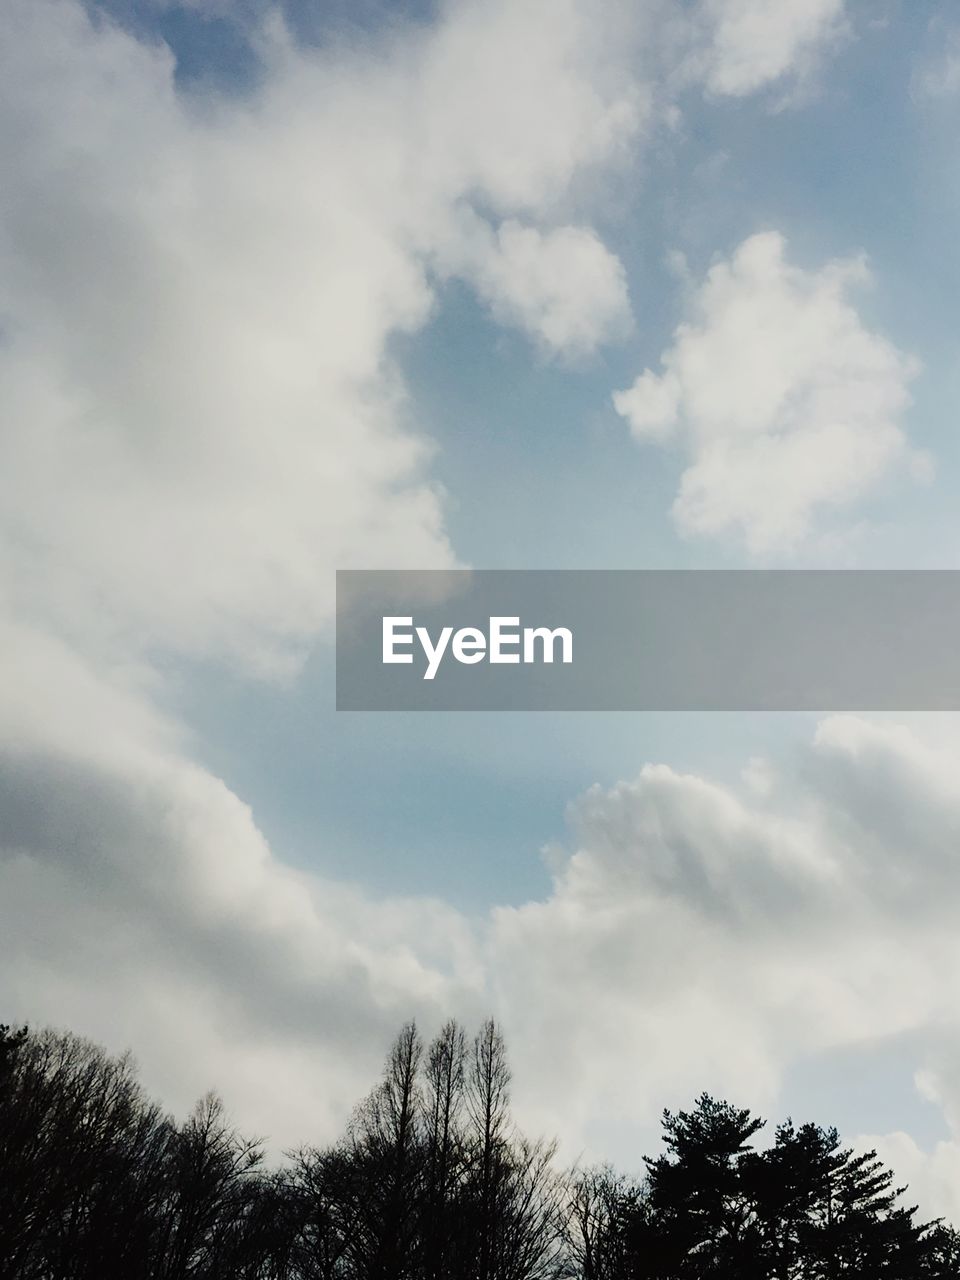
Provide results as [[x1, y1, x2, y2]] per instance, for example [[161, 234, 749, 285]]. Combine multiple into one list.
[[4, 0, 960, 1222]]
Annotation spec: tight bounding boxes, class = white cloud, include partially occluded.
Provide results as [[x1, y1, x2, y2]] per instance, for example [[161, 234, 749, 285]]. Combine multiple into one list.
[[696, 0, 847, 97], [861, 1131, 960, 1226], [412, 0, 648, 216], [12, 697, 960, 1218], [873, 1057, 960, 1223], [0, 613, 485, 1148], [433, 210, 633, 358], [0, 0, 648, 674], [486, 715, 960, 1214], [614, 232, 927, 555]]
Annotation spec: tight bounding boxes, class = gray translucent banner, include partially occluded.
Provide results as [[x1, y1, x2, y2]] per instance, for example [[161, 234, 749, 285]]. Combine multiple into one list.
[[335, 570, 960, 711]]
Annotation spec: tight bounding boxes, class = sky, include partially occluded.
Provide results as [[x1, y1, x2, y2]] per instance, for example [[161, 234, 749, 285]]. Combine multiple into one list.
[[4, 0, 960, 1223]]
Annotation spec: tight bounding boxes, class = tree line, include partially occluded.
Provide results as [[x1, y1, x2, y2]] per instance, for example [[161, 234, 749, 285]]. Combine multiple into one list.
[[2, 1017, 959, 1278]]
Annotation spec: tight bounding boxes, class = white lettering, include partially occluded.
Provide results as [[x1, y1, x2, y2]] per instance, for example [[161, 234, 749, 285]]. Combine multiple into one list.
[[417, 625, 453, 680], [382, 617, 574, 679], [382, 617, 414, 664], [489, 616, 521, 664], [523, 625, 573, 664], [452, 627, 486, 664]]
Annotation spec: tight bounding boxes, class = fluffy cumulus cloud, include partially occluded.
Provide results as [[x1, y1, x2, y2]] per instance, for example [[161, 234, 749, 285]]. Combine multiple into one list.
[[614, 232, 928, 555], [433, 211, 633, 359], [0, 0, 651, 674], [696, 0, 847, 97], [0, 612, 486, 1148], [489, 715, 960, 1217]]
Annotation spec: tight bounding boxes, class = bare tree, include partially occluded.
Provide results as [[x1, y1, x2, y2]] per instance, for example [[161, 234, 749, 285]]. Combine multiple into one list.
[[155, 1090, 266, 1280], [421, 1020, 467, 1279], [466, 1019, 512, 1280], [564, 1166, 641, 1280], [324, 1021, 425, 1280], [0, 1027, 171, 1278]]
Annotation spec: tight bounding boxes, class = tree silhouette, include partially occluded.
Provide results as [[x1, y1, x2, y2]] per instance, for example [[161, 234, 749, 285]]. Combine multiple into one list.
[[2, 1017, 957, 1279], [421, 1020, 466, 1280]]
